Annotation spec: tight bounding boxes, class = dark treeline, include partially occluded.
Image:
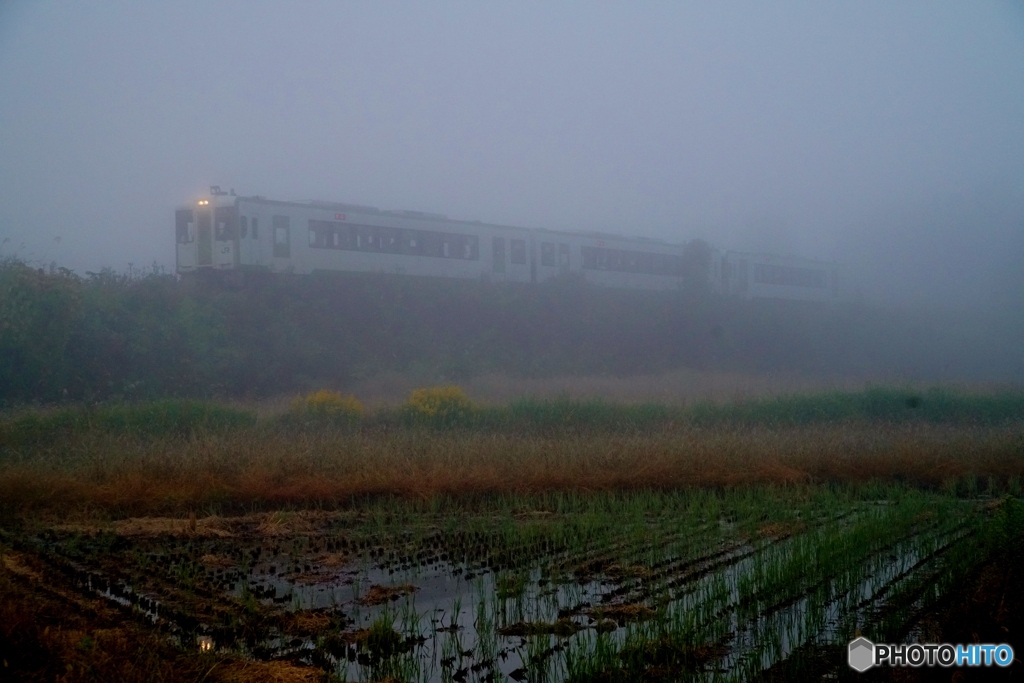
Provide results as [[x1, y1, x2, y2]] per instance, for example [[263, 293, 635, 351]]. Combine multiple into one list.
[[1, 258, 1020, 405]]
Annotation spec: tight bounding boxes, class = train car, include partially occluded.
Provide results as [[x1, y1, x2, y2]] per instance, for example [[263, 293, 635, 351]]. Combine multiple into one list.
[[534, 228, 693, 291], [715, 249, 842, 302], [177, 188, 536, 283], [176, 187, 844, 301]]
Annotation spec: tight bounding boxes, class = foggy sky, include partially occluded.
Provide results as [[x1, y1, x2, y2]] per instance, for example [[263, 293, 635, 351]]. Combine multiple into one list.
[[1, 2, 1022, 308]]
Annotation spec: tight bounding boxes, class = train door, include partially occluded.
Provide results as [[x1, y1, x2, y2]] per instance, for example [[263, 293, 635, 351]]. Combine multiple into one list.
[[238, 214, 251, 267], [197, 209, 213, 266], [492, 236, 506, 276], [529, 234, 537, 283], [250, 216, 263, 266], [273, 215, 291, 261], [175, 209, 196, 271], [558, 242, 570, 275], [214, 206, 237, 268]]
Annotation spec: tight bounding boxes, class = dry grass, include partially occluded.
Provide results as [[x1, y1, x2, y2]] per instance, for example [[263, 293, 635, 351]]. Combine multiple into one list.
[[1, 421, 1021, 517]]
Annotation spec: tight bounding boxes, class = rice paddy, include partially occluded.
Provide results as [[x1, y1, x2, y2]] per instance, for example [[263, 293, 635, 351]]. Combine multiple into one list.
[[2, 386, 1023, 681]]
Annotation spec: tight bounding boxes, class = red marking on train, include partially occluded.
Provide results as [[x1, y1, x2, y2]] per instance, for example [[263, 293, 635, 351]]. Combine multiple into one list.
[[335, 213, 346, 220]]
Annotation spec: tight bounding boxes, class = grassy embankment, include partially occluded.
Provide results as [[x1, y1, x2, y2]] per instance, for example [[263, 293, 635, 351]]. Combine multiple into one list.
[[5, 256, 1022, 408], [1, 386, 1022, 517]]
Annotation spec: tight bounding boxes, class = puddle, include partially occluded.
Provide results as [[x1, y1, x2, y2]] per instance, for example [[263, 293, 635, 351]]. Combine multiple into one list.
[[20, 500, 985, 682]]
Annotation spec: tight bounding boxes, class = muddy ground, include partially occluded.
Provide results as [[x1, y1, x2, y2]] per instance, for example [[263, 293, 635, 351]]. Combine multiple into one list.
[[2, 507, 1022, 682]]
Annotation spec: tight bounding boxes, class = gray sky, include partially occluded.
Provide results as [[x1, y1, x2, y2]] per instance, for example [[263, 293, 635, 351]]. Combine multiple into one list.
[[1, 1, 1023, 307]]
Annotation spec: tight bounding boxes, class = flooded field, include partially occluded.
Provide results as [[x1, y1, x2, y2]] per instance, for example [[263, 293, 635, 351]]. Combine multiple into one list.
[[5, 488, 1008, 682], [3, 390, 1024, 681]]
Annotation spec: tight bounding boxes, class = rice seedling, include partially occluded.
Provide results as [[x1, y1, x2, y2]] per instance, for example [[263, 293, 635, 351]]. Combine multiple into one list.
[[3, 388, 1024, 680]]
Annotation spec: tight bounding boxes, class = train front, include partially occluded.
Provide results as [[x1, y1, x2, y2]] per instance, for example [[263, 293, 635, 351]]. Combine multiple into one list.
[[175, 186, 239, 274]]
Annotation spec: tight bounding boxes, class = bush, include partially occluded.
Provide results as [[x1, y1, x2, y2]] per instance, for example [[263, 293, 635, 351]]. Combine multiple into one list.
[[405, 385, 475, 426], [288, 389, 363, 426]]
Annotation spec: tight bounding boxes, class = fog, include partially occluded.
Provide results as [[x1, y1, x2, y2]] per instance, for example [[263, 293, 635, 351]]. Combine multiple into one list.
[[1, 1, 1023, 309]]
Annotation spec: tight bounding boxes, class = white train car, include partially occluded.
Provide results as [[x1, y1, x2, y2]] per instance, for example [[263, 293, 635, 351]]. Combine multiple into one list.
[[176, 188, 844, 301], [175, 188, 692, 289], [526, 228, 691, 290], [715, 249, 842, 302], [177, 188, 533, 283]]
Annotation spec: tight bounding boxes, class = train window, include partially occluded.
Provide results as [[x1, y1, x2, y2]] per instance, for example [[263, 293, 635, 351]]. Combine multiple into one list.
[[419, 232, 437, 257], [251, 217, 258, 240], [240, 216, 248, 238], [510, 239, 526, 265], [493, 237, 506, 273], [302, 221, 478, 260], [580, 245, 685, 276], [541, 242, 555, 267], [273, 215, 290, 258], [214, 207, 236, 240], [381, 228, 399, 253], [175, 209, 195, 243]]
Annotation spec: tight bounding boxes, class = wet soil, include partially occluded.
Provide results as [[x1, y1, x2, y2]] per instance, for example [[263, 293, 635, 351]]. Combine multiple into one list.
[[1, 501, 1017, 682], [0, 548, 326, 682]]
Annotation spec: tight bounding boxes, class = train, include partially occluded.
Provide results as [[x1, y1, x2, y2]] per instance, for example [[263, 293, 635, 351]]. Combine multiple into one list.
[[176, 186, 844, 302]]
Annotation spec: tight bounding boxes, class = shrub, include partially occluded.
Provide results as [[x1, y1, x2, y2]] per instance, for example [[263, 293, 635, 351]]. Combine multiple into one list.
[[289, 389, 363, 425], [405, 385, 475, 426]]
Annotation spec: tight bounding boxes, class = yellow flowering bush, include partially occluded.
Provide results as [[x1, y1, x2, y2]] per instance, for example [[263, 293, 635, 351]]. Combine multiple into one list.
[[405, 385, 475, 424], [289, 389, 363, 423]]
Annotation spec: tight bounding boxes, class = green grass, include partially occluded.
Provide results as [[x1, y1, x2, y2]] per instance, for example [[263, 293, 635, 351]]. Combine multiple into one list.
[[380, 386, 1024, 431], [685, 386, 1024, 427], [3, 388, 1021, 449]]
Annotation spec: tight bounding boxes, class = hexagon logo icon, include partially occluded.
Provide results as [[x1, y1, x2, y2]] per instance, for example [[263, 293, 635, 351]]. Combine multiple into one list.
[[848, 637, 875, 672]]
